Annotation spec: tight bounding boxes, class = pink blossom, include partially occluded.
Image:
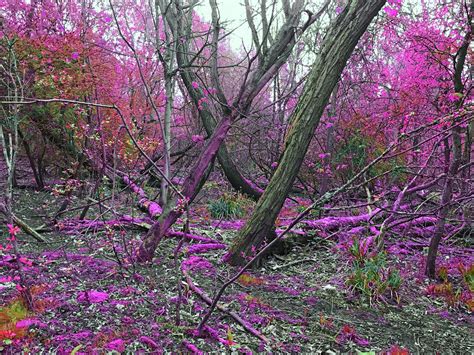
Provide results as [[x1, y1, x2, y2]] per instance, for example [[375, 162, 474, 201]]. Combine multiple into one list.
[[7, 223, 20, 236], [71, 52, 80, 60], [191, 81, 199, 89]]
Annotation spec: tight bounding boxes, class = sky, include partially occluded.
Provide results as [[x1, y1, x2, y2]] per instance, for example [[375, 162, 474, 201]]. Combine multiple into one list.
[[194, 0, 259, 50], [193, 0, 332, 50]]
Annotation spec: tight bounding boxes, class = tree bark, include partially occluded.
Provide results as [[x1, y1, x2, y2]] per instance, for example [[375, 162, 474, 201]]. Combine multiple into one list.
[[425, 0, 472, 278], [228, 0, 387, 266]]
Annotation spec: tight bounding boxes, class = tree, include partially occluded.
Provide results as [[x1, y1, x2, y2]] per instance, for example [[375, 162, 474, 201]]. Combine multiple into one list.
[[136, 0, 325, 261], [426, 0, 473, 278], [228, 0, 387, 266]]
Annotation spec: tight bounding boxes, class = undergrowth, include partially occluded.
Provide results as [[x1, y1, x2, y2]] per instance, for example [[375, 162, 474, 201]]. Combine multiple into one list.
[[207, 192, 250, 219], [346, 238, 402, 304]]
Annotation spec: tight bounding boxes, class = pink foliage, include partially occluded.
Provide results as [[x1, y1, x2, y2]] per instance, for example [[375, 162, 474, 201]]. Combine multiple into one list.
[[186, 243, 226, 255], [106, 339, 125, 352], [77, 290, 109, 303]]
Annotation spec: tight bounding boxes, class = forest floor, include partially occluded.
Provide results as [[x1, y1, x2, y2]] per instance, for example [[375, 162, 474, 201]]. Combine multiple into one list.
[[0, 177, 473, 353]]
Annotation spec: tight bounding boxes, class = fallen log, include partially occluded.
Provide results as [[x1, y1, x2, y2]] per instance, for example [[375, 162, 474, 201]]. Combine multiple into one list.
[[57, 217, 222, 244], [300, 208, 382, 231], [12, 214, 46, 243], [121, 175, 162, 218]]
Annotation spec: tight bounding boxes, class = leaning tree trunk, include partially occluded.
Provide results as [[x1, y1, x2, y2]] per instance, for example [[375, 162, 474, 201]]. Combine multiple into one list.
[[228, 0, 387, 266], [136, 0, 324, 261], [200, 109, 264, 200], [172, 0, 264, 201]]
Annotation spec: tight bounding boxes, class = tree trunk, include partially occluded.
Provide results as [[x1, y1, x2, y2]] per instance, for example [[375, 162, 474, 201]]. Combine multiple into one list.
[[19, 129, 44, 190], [200, 112, 264, 200], [136, 115, 231, 261], [425, 0, 472, 278], [228, 0, 387, 266], [136, 0, 327, 261]]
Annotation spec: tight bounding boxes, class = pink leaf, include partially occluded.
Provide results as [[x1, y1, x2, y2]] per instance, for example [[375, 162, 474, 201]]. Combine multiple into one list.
[[107, 339, 125, 352]]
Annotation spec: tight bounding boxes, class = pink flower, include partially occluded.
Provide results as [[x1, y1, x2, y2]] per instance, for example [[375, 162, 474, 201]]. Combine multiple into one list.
[[7, 223, 20, 236], [271, 162, 278, 169], [191, 81, 199, 89], [71, 52, 80, 60]]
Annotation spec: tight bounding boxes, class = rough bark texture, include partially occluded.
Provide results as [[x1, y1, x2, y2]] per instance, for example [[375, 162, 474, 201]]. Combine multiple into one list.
[[228, 0, 387, 266]]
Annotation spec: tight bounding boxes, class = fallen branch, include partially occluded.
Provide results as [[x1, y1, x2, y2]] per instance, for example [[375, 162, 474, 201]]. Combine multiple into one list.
[[12, 214, 46, 243], [183, 270, 268, 344], [57, 217, 221, 244], [122, 175, 162, 218], [186, 243, 226, 255], [301, 208, 382, 231], [0, 203, 46, 242], [272, 258, 318, 270]]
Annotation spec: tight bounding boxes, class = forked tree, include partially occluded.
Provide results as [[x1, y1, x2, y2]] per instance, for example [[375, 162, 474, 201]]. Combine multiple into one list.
[[136, 0, 326, 261]]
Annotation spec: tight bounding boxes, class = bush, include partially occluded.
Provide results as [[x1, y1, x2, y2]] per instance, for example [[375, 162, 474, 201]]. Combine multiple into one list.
[[346, 238, 402, 304], [207, 192, 249, 219]]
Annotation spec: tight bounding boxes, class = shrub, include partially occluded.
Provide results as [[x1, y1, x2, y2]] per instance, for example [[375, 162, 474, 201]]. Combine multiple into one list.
[[207, 192, 249, 219], [346, 238, 402, 304]]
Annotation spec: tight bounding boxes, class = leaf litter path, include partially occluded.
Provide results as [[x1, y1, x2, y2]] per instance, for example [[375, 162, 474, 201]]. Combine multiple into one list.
[[0, 188, 473, 353]]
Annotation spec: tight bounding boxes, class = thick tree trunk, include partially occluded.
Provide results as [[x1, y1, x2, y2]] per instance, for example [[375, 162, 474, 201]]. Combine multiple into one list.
[[228, 0, 387, 266], [136, 115, 230, 261]]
